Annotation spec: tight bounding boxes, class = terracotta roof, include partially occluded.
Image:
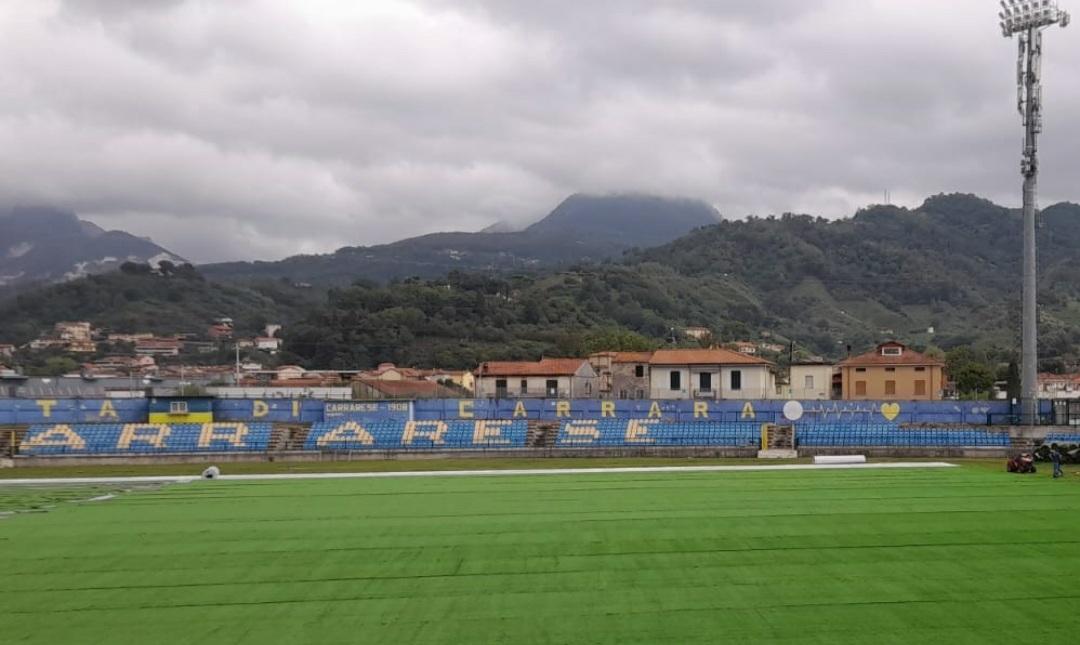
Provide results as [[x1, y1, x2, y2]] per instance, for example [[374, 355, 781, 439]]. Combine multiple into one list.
[[649, 348, 772, 366], [611, 351, 654, 363], [837, 342, 944, 367], [355, 379, 452, 398], [247, 377, 344, 387], [1039, 373, 1080, 383], [478, 358, 589, 377]]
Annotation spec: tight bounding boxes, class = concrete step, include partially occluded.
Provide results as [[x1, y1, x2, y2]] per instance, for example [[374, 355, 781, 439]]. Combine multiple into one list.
[[758, 449, 798, 460]]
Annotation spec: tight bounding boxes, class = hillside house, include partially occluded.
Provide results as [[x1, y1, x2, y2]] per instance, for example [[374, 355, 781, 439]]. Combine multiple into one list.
[[837, 341, 945, 401], [475, 358, 598, 399], [589, 351, 653, 400], [648, 348, 776, 400], [786, 362, 836, 400]]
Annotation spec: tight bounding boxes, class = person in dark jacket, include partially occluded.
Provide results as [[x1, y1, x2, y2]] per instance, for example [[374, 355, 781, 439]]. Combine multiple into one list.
[[1049, 444, 1064, 479]]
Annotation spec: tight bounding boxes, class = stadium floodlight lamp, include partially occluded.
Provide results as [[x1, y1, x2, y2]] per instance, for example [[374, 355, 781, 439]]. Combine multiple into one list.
[[1001, 0, 1069, 35]]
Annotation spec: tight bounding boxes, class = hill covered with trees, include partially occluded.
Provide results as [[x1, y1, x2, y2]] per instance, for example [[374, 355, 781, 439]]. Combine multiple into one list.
[[4, 194, 1080, 374]]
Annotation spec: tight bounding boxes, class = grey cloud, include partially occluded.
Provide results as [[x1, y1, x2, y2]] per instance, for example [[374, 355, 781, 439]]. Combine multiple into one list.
[[0, 0, 1076, 262]]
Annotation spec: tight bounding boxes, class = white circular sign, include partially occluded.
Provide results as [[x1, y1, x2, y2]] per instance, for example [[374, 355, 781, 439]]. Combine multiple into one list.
[[783, 400, 804, 422]]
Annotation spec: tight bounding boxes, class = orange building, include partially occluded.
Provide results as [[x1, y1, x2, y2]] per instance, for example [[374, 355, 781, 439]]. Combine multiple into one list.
[[837, 341, 945, 401]]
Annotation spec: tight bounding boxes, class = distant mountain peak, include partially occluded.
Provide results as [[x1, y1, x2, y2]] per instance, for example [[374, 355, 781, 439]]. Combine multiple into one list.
[[0, 206, 185, 290], [203, 193, 720, 285], [525, 193, 719, 240], [479, 220, 518, 234]]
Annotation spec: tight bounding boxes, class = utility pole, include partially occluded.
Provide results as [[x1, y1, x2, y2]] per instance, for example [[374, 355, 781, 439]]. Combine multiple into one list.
[[999, 0, 1069, 425]]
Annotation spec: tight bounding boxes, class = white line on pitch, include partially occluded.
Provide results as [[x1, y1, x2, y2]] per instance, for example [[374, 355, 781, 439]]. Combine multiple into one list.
[[0, 462, 956, 486]]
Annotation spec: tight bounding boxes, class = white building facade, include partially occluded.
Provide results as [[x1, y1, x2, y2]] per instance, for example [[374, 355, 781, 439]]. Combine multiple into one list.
[[648, 349, 777, 400]]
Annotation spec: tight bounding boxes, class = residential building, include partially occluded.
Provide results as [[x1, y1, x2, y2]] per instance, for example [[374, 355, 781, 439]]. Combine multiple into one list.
[[208, 323, 234, 340], [134, 338, 182, 356], [428, 369, 475, 393], [0, 344, 14, 358], [107, 333, 154, 344], [55, 321, 92, 342], [589, 351, 653, 400], [648, 348, 776, 400], [181, 340, 217, 354], [255, 337, 282, 353], [786, 362, 835, 400], [364, 363, 422, 381], [87, 355, 157, 374], [683, 327, 712, 341], [65, 339, 98, 354], [475, 358, 598, 398], [1038, 373, 1080, 400], [28, 322, 98, 353], [837, 341, 945, 401], [29, 338, 67, 351], [275, 365, 306, 381], [731, 342, 758, 355]]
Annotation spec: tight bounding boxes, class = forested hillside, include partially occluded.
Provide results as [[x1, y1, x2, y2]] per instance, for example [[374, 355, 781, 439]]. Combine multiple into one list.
[[0, 263, 319, 343], [284, 194, 1080, 369], [4, 194, 1080, 372]]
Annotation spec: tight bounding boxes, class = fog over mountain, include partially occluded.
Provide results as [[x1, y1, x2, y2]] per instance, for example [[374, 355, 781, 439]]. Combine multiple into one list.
[[0, 206, 184, 290]]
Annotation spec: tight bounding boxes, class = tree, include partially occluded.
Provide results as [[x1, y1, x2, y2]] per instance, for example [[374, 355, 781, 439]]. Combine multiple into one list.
[[39, 356, 79, 377], [951, 361, 995, 398], [946, 347, 997, 398], [1005, 360, 1021, 402]]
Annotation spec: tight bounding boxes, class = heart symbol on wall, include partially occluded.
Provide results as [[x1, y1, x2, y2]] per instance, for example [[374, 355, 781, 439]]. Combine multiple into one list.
[[881, 403, 901, 421]]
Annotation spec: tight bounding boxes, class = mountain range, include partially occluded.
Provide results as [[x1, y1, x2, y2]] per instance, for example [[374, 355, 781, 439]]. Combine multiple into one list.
[[2, 193, 1080, 370], [200, 194, 721, 285], [0, 206, 185, 292]]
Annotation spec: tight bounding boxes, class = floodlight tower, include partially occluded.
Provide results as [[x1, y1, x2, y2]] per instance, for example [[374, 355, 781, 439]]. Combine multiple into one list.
[[999, 0, 1069, 424]]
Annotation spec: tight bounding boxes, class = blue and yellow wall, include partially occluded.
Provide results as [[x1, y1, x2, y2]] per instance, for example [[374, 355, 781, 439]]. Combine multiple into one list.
[[0, 397, 1040, 426]]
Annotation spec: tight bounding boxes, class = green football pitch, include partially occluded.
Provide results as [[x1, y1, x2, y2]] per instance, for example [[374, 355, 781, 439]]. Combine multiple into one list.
[[2, 464, 1078, 644]]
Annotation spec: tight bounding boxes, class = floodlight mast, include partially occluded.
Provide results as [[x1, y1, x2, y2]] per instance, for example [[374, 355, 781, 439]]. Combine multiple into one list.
[[999, 0, 1069, 425]]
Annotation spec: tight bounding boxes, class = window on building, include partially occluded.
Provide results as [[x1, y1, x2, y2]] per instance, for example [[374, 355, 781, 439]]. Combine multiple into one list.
[[881, 346, 903, 356], [885, 367, 896, 372], [520, 379, 527, 394], [545, 379, 558, 396], [730, 370, 742, 391], [855, 381, 867, 396], [699, 372, 712, 391], [915, 380, 926, 396], [670, 370, 681, 390], [619, 390, 628, 400], [804, 375, 815, 390], [495, 379, 507, 394], [856, 368, 867, 373], [885, 380, 896, 395], [636, 389, 645, 399], [585, 382, 592, 395], [635, 365, 645, 378], [915, 367, 926, 372], [169, 401, 189, 414]]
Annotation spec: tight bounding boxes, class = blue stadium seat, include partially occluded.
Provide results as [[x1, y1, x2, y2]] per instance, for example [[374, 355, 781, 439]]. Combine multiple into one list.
[[20, 423, 273, 455]]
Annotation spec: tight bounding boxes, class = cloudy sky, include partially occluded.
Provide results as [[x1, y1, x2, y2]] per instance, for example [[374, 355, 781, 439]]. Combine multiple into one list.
[[1, 0, 1077, 263]]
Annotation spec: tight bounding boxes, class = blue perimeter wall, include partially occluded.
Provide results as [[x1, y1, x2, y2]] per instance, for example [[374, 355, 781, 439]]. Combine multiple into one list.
[[0, 398, 1041, 426]]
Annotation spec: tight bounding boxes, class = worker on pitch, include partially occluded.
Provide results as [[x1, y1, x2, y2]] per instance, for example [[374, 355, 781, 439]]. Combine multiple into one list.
[[1049, 443, 1064, 479]]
